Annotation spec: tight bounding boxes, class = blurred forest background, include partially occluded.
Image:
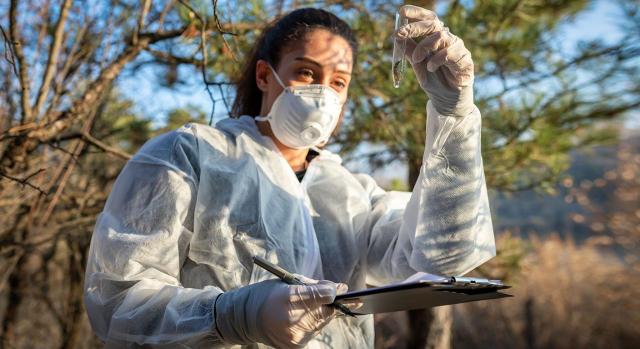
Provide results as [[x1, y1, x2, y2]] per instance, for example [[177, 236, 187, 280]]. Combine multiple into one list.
[[0, 0, 638, 348]]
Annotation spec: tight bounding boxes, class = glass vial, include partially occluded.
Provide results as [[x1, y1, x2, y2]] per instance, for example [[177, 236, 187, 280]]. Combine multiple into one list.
[[392, 11, 408, 88]]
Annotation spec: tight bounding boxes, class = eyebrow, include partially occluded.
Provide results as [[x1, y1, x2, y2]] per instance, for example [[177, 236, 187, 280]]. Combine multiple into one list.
[[293, 56, 352, 75]]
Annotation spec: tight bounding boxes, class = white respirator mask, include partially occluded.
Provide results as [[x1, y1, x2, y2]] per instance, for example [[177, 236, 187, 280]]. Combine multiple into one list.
[[255, 65, 344, 149]]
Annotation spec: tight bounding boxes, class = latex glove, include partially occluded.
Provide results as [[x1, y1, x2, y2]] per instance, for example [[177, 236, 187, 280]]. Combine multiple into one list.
[[215, 278, 348, 348], [396, 5, 475, 117]]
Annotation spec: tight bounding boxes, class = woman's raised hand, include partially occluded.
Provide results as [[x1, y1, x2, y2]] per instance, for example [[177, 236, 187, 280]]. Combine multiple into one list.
[[395, 5, 475, 117]]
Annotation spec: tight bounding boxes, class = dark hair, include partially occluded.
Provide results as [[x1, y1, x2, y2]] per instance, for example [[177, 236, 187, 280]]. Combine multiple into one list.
[[231, 8, 358, 117]]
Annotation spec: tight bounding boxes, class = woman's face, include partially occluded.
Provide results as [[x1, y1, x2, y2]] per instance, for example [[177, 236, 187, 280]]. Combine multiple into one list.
[[256, 28, 354, 117]]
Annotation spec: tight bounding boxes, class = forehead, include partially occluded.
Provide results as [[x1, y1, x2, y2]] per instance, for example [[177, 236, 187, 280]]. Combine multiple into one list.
[[279, 29, 353, 73]]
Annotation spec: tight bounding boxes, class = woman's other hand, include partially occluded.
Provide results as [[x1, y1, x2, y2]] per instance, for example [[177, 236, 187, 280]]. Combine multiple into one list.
[[215, 279, 348, 348]]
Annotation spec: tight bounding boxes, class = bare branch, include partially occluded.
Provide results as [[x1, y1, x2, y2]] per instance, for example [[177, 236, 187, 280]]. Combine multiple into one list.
[[216, 83, 231, 120], [0, 25, 18, 76], [39, 287, 66, 330], [33, 0, 73, 118], [45, 142, 80, 161], [40, 110, 99, 224], [212, 0, 236, 35], [177, 0, 218, 121], [46, 23, 90, 117], [22, 216, 97, 248], [158, 0, 177, 30], [0, 169, 47, 195], [146, 48, 205, 67], [138, 27, 188, 42], [0, 254, 21, 293], [9, 0, 33, 122], [41, 151, 81, 224], [176, 0, 238, 122], [57, 131, 132, 160], [176, 0, 205, 25], [23, 168, 46, 183], [24, 27, 187, 143], [132, 0, 152, 45], [212, 0, 238, 61], [33, 0, 51, 60]]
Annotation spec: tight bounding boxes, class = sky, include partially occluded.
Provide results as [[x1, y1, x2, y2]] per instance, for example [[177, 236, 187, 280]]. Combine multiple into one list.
[[117, 0, 637, 183]]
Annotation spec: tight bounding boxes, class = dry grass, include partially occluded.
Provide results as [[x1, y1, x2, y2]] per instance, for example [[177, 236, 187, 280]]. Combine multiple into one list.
[[453, 235, 640, 349]]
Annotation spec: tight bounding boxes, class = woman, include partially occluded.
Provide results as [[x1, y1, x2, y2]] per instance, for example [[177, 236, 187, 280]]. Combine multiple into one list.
[[84, 5, 495, 348]]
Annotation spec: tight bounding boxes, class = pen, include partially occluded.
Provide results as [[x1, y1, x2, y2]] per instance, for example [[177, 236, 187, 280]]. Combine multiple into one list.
[[252, 256, 356, 317]]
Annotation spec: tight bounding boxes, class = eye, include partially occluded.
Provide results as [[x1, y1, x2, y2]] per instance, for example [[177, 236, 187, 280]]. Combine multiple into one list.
[[297, 68, 314, 80], [332, 79, 347, 90]]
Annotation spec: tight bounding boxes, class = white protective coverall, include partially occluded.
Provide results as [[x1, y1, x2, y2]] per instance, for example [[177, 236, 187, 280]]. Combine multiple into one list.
[[84, 100, 495, 348]]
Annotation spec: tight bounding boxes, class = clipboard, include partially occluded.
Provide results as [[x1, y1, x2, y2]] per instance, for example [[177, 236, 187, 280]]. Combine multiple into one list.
[[334, 276, 512, 315]]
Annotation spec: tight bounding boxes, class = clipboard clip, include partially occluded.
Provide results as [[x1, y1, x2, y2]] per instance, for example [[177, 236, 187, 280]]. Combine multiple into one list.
[[449, 276, 505, 288]]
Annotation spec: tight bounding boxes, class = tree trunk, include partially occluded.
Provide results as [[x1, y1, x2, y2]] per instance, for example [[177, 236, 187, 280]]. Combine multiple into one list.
[[1, 254, 26, 349], [408, 153, 422, 191], [524, 297, 535, 349], [61, 241, 85, 349], [425, 306, 452, 349], [407, 309, 432, 348]]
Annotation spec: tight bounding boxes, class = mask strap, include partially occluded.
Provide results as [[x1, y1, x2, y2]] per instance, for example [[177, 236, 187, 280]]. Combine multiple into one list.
[[268, 64, 287, 89], [255, 64, 288, 122], [254, 63, 287, 121]]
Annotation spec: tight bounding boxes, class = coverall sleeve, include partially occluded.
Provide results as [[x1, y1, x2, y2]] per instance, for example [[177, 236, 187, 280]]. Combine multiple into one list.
[[83, 126, 225, 348], [360, 101, 496, 286]]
